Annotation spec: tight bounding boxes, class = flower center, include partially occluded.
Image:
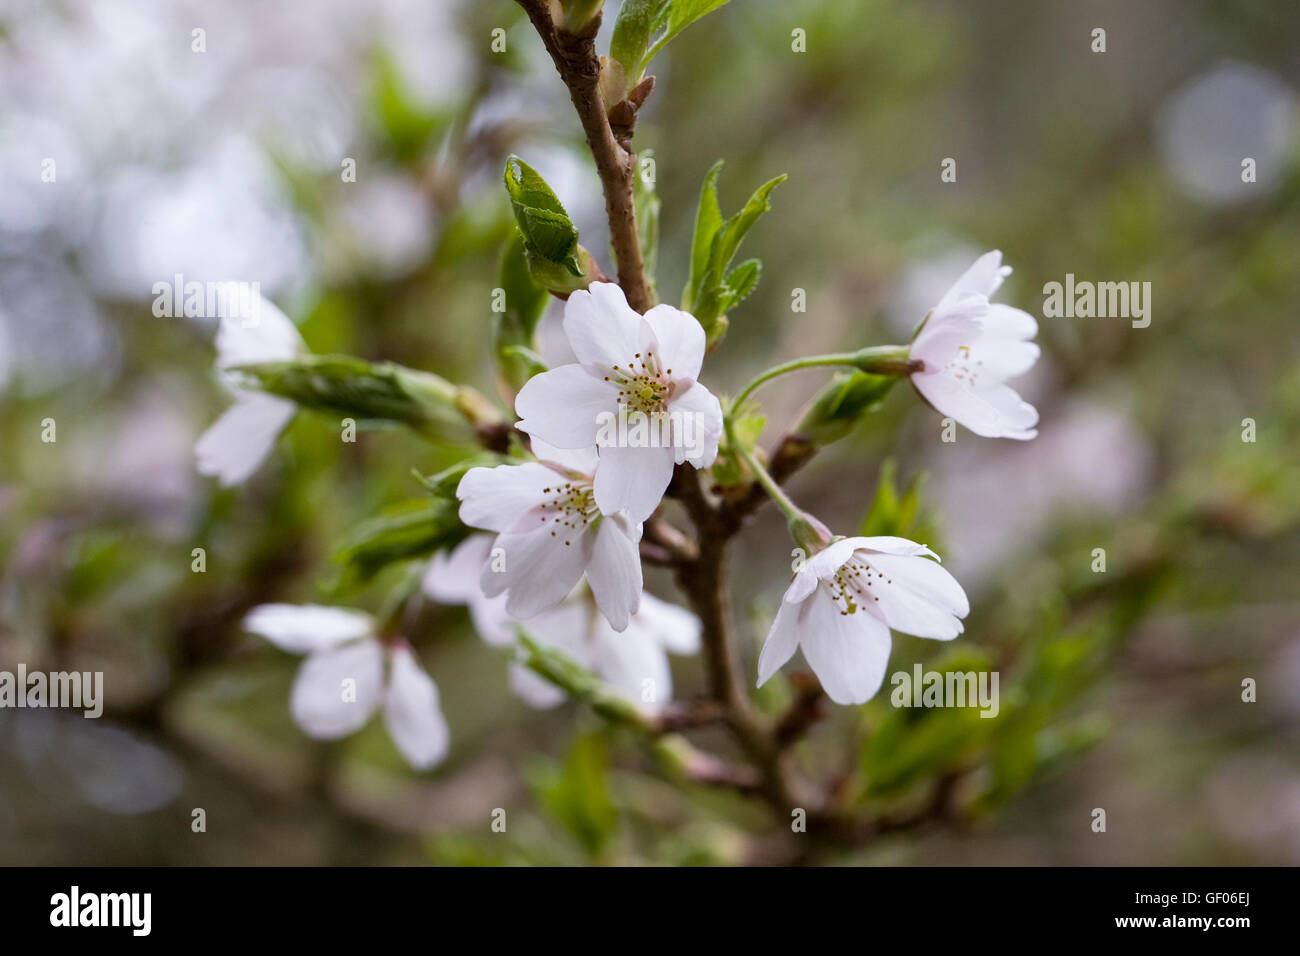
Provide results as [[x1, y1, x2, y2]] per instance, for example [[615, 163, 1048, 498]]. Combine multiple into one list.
[[605, 349, 672, 415], [944, 344, 985, 386], [827, 556, 892, 616], [537, 477, 599, 547]]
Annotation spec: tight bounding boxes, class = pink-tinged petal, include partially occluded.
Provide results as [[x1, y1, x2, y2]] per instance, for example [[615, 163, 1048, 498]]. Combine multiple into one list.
[[530, 438, 598, 476], [633, 593, 701, 654], [984, 303, 1038, 340], [911, 370, 1008, 437], [668, 380, 724, 467], [244, 603, 374, 654], [511, 602, 591, 707], [214, 291, 304, 368], [593, 623, 673, 708], [866, 552, 970, 617], [911, 296, 987, 367], [846, 536, 939, 559], [383, 644, 451, 770], [977, 383, 1039, 437], [290, 638, 384, 739], [642, 304, 706, 381], [592, 443, 675, 523], [801, 537, 862, 582], [784, 567, 822, 604], [514, 364, 613, 449], [585, 515, 644, 632], [934, 250, 1011, 315], [456, 461, 556, 533], [562, 282, 646, 368], [423, 535, 494, 604], [799, 596, 893, 705], [968, 337, 1041, 382], [483, 526, 591, 619], [756, 596, 803, 686], [855, 556, 965, 641], [195, 392, 295, 486]]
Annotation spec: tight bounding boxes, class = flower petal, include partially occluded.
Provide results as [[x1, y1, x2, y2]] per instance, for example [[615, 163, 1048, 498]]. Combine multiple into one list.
[[642, 304, 706, 381], [244, 603, 374, 654], [984, 303, 1038, 340], [934, 250, 1010, 315], [633, 592, 701, 654], [530, 438, 598, 475], [911, 370, 1009, 437], [667, 380, 724, 467], [195, 392, 295, 486], [585, 515, 644, 632], [562, 282, 647, 368], [383, 644, 451, 770], [423, 535, 494, 604], [456, 461, 557, 533], [592, 443, 676, 523], [910, 296, 987, 367], [290, 639, 384, 739], [593, 622, 673, 708], [847, 536, 940, 559], [799, 594, 893, 705], [866, 552, 970, 617], [483, 526, 591, 619], [514, 364, 614, 450], [214, 291, 304, 369], [756, 594, 803, 686]]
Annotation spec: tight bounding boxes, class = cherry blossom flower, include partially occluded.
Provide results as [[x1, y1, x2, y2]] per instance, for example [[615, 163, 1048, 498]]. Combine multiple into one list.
[[756, 535, 970, 705], [425, 536, 699, 710], [513, 282, 724, 522], [195, 289, 304, 485], [909, 251, 1041, 440], [243, 603, 450, 770], [455, 439, 643, 630]]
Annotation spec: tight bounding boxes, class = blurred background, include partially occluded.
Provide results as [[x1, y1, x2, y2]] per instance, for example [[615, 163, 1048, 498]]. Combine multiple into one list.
[[1, 0, 1298, 865]]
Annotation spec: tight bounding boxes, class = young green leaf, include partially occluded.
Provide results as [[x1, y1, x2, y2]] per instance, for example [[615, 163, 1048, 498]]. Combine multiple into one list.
[[503, 155, 582, 276], [611, 0, 732, 83], [632, 149, 661, 296], [332, 498, 468, 593], [495, 232, 551, 391]]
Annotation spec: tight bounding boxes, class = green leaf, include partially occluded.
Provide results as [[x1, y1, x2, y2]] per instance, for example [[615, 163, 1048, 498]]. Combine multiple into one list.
[[371, 52, 446, 162], [332, 498, 468, 593], [517, 632, 653, 730], [610, 0, 671, 82], [414, 453, 514, 500], [682, 162, 785, 344], [859, 459, 935, 543], [612, 0, 731, 83], [529, 732, 619, 858], [682, 160, 724, 313], [632, 150, 661, 295], [503, 155, 582, 275]]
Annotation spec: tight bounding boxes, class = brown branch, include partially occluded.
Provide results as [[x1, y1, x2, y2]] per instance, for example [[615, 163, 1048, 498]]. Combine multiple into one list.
[[515, 1, 654, 312]]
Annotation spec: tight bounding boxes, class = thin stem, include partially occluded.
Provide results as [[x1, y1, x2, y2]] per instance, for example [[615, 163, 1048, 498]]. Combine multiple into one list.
[[514, 1, 654, 312], [731, 436, 805, 527], [730, 344, 914, 411]]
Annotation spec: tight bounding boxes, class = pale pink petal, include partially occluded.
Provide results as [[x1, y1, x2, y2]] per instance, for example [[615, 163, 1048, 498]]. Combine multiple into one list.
[[514, 364, 614, 449], [934, 250, 1010, 315], [456, 461, 557, 533], [633, 593, 701, 654], [846, 536, 940, 559], [799, 595, 893, 705], [910, 296, 987, 367], [756, 595, 803, 686], [642, 304, 706, 381], [593, 623, 673, 708], [585, 515, 644, 631], [484, 526, 591, 619], [383, 644, 451, 770], [866, 552, 970, 617], [984, 303, 1038, 339], [562, 282, 647, 369], [290, 639, 384, 739], [195, 392, 295, 486], [530, 438, 598, 475], [423, 535, 494, 604], [592, 443, 676, 523], [244, 603, 374, 654], [214, 291, 304, 369], [911, 370, 1008, 437], [667, 380, 724, 467]]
